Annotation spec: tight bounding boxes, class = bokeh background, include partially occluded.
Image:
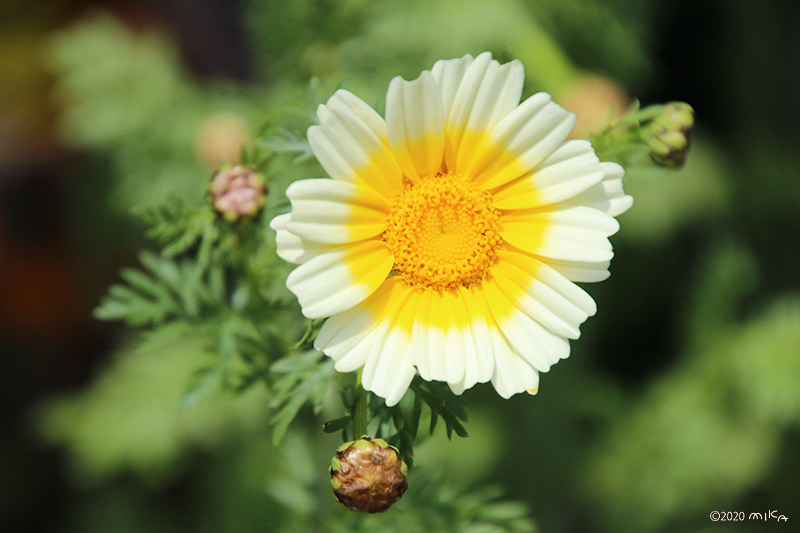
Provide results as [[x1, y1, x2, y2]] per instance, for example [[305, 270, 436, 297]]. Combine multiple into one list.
[[2, 0, 799, 532]]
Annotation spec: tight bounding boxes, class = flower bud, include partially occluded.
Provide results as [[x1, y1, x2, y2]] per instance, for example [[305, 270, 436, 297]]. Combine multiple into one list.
[[208, 165, 266, 221], [329, 437, 408, 513], [644, 102, 695, 168]]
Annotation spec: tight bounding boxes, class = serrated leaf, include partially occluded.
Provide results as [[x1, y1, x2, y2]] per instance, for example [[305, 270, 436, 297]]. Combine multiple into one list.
[[271, 376, 321, 445], [94, 282, 175, 326], [430, 406, 439, 435], [208, 265, 226, 304], [411, 394, 422, 439], [268, 352, 335, 445], [135, 198, 220, 261], [257, 128, 314, 163], [451, 419, 469, 438], [136, 321, 193, 352], [425, 381, 468, 422], [271, 350, 324, 374], [119, 268, 166, 299], [180, 364, 221, 409]]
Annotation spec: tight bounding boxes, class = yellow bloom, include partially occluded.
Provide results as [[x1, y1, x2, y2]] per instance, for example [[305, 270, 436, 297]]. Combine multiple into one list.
[[271, 52, 632, 406]]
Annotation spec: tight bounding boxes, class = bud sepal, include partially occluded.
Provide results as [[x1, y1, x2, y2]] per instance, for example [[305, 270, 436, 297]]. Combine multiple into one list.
[[590, 100, 695, 169]]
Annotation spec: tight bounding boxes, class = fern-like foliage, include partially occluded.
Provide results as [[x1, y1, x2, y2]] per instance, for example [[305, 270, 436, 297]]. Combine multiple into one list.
[[269, 351, 336, 445], [95, 251, 223, 326], [324, 376, 469, 468]]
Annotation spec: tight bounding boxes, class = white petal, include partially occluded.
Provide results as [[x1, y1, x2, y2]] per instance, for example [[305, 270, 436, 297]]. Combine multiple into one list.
[[491, 140, 605, 210], [444, 52, 492, 136], [470, 93, 576, 189], [361, 286, 419, 406], [385, 70, 446, 181], [489, 335, 519, 399], [431, 53, 475, 121], [315, 280, 399, 370], [469, 280, 544, 398], [488, 326, 540, 398], [448, 285, 495, 395], [462, 59, 524, 133], [502, 205, 619, 263], [285, 179, 388, 244], [326, 89, 390, 144], [332, 331, 376, 373], [308, 92, 404, 197], [459, 286, 495, 384], [444, 52, 525, 173], [411, 288, 466, 386], [411, 290, 439, 382], [565, 161, 633, 217], [522, 362, 540, 395], [496, 308, 570, 373], [490, 253, 595, 339], [501, 248, 598, 315], [315, 306, 375, 366], [542, 258, 611, 283], [286, 240, 393, 318], [269, 213, 328, 264], [481, 272, 573, 374]]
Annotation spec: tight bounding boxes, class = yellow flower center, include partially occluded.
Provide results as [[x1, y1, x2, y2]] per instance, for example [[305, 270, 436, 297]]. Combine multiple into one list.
[[383, 174, 502, 290]]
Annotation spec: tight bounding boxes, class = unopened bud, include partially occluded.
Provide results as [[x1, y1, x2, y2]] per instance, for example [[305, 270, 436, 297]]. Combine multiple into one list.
[[644, 102, 695, 168], [208, 166, 266, 221], [329, 437, 408, 513]]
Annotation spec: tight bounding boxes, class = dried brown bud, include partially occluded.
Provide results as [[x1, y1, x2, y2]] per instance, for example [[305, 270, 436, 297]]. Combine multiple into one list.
[[329, 437, 408, 513], [208, 166, 266, 221]]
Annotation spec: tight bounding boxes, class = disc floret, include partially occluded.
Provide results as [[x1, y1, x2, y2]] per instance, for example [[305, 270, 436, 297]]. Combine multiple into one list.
[[383, 174, 502, 290]]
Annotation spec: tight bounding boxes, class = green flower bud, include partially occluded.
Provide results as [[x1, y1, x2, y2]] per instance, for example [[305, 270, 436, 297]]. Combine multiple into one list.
[[208, 165, 267, 221], [329, 437, 408, 513], [643, 102, 695, 168]]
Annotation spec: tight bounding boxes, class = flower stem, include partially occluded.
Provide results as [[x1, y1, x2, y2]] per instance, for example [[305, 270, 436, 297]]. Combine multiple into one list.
[[353, 369, 368, 438]]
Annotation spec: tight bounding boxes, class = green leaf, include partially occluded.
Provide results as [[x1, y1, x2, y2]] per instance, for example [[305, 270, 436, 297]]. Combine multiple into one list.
[[257, 128, 314, 163], [269, 351, 335, 445], [291, 319, 323, 350], [180, 364, 222, 409], [322, 416, 351, 434]]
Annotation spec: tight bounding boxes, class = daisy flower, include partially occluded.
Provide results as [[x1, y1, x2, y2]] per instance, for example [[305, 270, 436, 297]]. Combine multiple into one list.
[[271, 52, 632, 406]]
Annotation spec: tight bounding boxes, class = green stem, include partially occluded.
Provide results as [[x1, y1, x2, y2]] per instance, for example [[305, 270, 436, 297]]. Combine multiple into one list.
[[353, 369, 368, 438]]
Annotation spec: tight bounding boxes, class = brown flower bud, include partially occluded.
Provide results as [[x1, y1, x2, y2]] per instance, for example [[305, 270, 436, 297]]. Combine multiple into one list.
[[329, 437, 408, 513], [208, 165, 266, 221]]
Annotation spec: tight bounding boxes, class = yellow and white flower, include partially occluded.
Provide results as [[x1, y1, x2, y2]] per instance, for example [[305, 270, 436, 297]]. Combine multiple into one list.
[[271, 52, 632, 406]]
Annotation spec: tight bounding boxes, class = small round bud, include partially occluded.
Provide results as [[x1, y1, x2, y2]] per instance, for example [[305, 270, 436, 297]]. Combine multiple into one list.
[[329, 437, 408, 513], [654, 102, 695, 132], [644, 102, 695, 168], [208, 166, 266, 221]]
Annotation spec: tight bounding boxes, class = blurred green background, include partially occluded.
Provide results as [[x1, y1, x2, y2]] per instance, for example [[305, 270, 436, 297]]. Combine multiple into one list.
[[1, 0, 799, 532]]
